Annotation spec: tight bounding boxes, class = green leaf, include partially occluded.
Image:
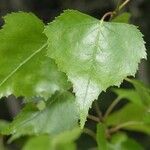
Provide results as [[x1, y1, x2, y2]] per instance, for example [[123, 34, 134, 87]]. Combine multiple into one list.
[[2, 92, 79, 141], [52, 128, 81, 150], [44, 10, 146, 127], [55, 143, 76, 150], [23, 135, 52, 150], [96, 124, 108, 150], [0, 12, 70, 99], [108, 132, 144, 150], [121, 138, 144, 150], [96, 126, 143, 150], [106, 103, 150, 135], [23, 136, 76, 150], [113, 89, 143, 107], [143, 111, 150, 124], [127, 79, 150, 107], [109, 132, 128, 147], [52, 127, 81, 145], [112, 12, 131, 23], [23, 128, 81, 150]]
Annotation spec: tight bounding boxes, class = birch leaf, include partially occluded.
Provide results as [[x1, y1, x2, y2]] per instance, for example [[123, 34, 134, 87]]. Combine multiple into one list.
[[45, 10, 146, 127]]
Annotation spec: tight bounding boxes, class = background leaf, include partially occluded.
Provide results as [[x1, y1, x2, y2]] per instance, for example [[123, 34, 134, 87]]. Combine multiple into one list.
[[23, 135, 53, 150], [23, 128, 81, 150], [112, 12, 131, 23], [127, 79, 150, 107], [106, 103, 150, 135], [2, 92, 79, 141], [0, 12, 70, 99], [113, 89, 143, 107], [108, 132, 143, 150]]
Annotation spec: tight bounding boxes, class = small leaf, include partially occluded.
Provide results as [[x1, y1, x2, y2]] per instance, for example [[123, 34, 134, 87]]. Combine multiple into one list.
[[106, 103, 150, 135], [113, 89, 143, 107], [121, 138, 144, 150], [0, 12, 70, 99], [110, 132, 128, 145], [45, 10, 146, 127], [2, 92, 79, 141], [108, 132, 144, 150], [36, 100, 46, 111], [112, 12, 131, 23], [96, 124, 108, 150], [128, 79, 150, 107]]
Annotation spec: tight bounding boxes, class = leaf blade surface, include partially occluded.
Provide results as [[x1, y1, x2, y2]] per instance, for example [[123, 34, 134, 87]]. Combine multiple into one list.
[[45, 10, 146, 127]]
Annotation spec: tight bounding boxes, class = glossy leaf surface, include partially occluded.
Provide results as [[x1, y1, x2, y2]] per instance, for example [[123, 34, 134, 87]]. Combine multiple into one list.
[[45, 10, 146, 127]]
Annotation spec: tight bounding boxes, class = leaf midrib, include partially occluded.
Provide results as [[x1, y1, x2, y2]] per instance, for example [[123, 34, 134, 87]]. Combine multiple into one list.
[[82, 23, 102, 104]]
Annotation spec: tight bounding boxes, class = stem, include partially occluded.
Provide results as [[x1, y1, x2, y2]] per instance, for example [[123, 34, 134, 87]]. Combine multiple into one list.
[[101, 11, 114, 22], [125, 77, 132, 82], [101, 0, 130, 22], [88, 114, 100, 123], [7, 95, 21, 117], [116, 0, 122, 11], [0, 137, 4, 150], [94, 101, 103, 121], [103, 97, 121, 120], [118, 0, 130, 11], [83, 128, 96, 140], [109, 121, 143, 134]]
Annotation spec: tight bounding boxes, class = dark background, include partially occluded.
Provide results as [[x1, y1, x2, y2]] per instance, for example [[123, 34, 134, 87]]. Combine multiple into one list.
[[0, 0, 150, 149]]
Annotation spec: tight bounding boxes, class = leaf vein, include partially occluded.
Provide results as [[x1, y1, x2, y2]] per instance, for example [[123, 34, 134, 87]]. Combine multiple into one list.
[[0, 43, 47, 87]]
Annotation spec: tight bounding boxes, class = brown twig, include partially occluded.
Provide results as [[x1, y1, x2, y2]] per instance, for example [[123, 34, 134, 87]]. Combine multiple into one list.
[[101, 0, 130, 22], [125, 77, 132, 82], [94, 101, 103, 122], [103, 97, 121, 120], [88, 114, 100, 123], [83, 128, 96, 140], [101, 11, 114, 22], [118, 0, 130, 11], [108, 121, 143, 134]]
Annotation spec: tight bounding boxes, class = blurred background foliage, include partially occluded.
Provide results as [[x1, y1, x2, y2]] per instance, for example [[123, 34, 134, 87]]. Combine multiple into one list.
[[0, 0, 150, 150]]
